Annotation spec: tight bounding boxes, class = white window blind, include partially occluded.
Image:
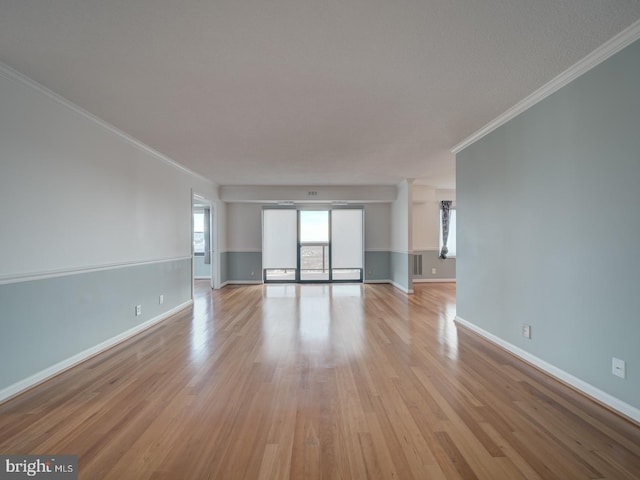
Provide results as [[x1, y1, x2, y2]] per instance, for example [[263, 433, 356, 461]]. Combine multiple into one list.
[[331, 209, 363, 268], [263, 209, 297, 269], [193, 211, 205, 254]]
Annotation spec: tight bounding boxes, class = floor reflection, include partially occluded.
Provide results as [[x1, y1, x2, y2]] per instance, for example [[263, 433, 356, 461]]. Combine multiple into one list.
[[437, 298, 459, 360], [260, 283, 366, 362], [298, 291, 331, 343], [260, 288, 298, 362], [190, 312, 210, 364], [263, 284, 296, 298]]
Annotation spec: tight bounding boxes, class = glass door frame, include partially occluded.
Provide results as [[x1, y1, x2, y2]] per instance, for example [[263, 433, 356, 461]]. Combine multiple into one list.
[[297, 208, 331, 283], [262, 205, 364, 284]]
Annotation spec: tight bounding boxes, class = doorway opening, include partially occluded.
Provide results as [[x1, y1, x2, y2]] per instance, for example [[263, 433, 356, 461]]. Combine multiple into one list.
[[192, 194, 216, 290]]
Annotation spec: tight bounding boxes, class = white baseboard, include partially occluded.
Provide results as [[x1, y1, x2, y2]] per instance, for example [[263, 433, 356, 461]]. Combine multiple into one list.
[[219, 280, 263, 287], [194, 276, 211, 280], [0, 300, 193, 405], [413, 278, 456, 283], [391, 281, 414, 294], [364, 279, 391, 284], [454, 316, 640, 425]]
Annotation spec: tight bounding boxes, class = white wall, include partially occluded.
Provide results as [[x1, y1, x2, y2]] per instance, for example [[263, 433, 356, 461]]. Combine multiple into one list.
[[412, 186, 438, 250], [363, 203, 391, 251], [215, 200, 227, 254], [391, 180, 412, 253], [223, 202, 393, 253], [412, 186, 456, 251], [221, 185, 396, 203], [0, 65, 217, 281], [225, 203, 262, 252]]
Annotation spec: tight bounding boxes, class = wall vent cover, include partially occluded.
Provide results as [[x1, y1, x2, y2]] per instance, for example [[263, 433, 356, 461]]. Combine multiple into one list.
[[413, 254, 423, 275]]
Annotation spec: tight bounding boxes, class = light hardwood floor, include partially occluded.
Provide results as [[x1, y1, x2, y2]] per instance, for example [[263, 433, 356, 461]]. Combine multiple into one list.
[[1, 281, 639, 479]]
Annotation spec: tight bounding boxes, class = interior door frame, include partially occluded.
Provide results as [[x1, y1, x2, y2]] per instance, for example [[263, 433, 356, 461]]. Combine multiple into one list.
[[192, 192, 218, 291]]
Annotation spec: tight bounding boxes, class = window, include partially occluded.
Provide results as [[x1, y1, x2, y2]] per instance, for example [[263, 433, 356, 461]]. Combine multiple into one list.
[[439, 208, 456, 257], [193, 211, 205, 254]]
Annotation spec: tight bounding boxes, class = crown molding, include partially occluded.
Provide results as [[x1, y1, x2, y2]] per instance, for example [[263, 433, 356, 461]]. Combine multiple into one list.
[[452, 18, 640, 154], [0, 61, 215, 187]]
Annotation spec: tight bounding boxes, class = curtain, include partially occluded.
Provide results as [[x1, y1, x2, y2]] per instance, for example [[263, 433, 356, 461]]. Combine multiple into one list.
[[439, 201, 452, 259]]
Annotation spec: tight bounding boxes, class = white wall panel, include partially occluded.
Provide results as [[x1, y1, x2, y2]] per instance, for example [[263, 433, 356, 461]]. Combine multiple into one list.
[[363, 203, 391, 251], [226, 203, 262, 251], [0, 69, 216, 280]]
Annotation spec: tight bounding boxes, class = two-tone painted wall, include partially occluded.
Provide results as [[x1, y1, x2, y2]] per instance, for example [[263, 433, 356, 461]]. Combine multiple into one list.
[[219, 202, 395, 285], [412, 186, 456, 283], [0, 64, 217, 401], [456, 37, 640, 421]]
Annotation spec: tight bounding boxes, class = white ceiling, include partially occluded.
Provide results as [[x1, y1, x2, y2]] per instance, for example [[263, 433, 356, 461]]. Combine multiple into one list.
[[1, 1, 640, 188]]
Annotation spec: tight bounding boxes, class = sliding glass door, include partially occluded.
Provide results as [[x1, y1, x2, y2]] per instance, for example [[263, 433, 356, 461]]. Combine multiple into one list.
[[299, 210, 330, 281], [262, 207, 363, 283]]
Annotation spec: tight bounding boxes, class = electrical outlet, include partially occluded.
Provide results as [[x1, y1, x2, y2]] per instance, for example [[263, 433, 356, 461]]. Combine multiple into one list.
[[251, 271, 255, 277], [522, 324, 531, 339], [159, 294, 164, 305], [135, 304, 142, 316], [612, 357, 626, 379], [431, 268, 437, 275]]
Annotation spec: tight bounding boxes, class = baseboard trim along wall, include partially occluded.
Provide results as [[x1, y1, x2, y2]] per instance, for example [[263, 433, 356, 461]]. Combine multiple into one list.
[[194, 276, 211, 280], [413, 278, 456, 283], [391, 281, 413, 294], [224, 280, 396, 287], [455, 316, 640, 425], [0, 300, 193, 405], [219, 279, 416, 291]]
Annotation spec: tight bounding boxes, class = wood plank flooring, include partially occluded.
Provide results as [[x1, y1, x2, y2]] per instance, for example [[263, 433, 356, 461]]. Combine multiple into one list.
[[1, 281, 639, 479]]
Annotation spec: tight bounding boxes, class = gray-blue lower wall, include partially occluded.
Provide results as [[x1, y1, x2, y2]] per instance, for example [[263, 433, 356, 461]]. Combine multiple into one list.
[[412, 250, 456, 280], [193, 254, 211, 278], [390, 251, 412, 292], [221, 251, 262, 283], [222, 250, 394, 284], [364, 251, 390, 281], [0, 258, 192, 396]]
